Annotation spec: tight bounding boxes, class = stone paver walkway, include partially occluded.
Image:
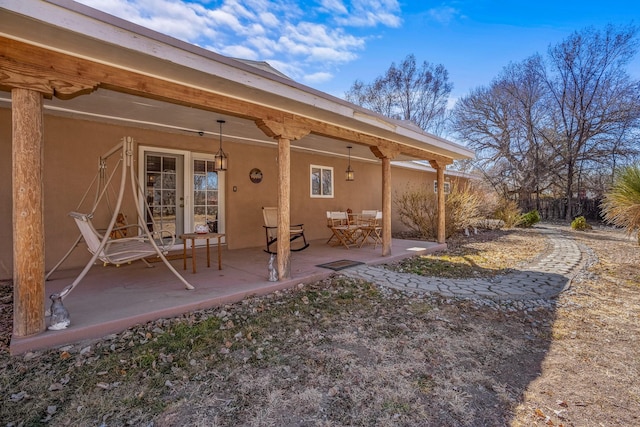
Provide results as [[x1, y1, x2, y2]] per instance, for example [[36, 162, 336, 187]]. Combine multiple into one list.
[[342, 227, 584, 301]]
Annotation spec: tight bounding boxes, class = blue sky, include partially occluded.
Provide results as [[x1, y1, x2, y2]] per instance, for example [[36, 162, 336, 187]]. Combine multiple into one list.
[[76, 0, 640, 103]]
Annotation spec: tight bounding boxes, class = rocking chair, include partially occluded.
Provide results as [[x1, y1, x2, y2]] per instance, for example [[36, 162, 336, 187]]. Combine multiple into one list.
[[262, 207, 309, 254]]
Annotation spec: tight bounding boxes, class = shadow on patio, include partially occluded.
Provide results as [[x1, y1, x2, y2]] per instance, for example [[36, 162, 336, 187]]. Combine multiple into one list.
[[11, 237, 445, 354]]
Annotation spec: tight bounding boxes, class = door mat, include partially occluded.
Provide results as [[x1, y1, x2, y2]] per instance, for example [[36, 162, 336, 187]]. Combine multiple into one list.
[[316, 259, 364, 271]]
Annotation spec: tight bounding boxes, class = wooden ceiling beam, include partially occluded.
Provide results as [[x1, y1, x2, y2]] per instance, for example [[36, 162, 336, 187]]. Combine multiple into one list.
[[293, 116, 453, 164], [0, 56, 98, 98], [0, 36, 454, 164]]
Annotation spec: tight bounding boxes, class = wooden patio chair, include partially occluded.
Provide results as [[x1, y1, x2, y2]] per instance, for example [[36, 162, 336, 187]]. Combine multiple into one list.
[[326, 211, 362, 249], [70, 211, 174, 267], [326, 211, 348, 246], [262, 207, 309, 254], [358, 210, 378, 225], [359, 210, 383, 248]]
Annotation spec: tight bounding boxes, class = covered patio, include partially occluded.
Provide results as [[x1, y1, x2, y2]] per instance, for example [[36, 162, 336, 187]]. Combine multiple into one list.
[[1, 0, 474, 353], [11, 237, 444, 354]]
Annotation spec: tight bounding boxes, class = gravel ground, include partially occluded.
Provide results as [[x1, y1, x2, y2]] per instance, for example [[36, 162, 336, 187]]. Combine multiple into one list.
[[0, 223, 638, 426]]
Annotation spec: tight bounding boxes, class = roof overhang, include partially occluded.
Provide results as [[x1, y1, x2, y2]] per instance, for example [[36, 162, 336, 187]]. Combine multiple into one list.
[[0, 0, 475, 164]]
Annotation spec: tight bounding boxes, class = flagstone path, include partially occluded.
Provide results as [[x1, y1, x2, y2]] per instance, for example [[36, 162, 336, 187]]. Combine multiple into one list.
[[342, 227, 584, 301]]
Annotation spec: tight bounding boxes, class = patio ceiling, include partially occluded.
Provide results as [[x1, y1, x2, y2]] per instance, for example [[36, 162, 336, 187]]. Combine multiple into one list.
[[0, 87, 410, 164]]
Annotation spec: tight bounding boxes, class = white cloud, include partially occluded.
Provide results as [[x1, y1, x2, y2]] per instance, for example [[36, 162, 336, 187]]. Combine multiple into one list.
[[332, 0, 402, 27], [263, 59, 303, 79], [207, 8, 245, 33], [258, 11, 280, 28], [427, 6, 460, 25], [219, 44, 260, 60], [75, 0, 402, 88], [246, 35, 281, 57], [318, 0, 348, 15], [303, 71, 334, 84]]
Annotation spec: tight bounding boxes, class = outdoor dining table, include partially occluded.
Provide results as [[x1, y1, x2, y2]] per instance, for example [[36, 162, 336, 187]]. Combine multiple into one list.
[[326, 211, 382, 249], [326, 211, 365, 249]]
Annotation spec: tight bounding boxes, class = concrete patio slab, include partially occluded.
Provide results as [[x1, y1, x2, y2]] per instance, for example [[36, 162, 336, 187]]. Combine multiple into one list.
[[10, 238, 444, 354]]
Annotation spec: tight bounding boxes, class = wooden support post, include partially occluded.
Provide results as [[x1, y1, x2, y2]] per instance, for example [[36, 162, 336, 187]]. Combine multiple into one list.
[[255, 119, 310, 280], [381, 157, 392, 256], [277, 136, 291, 279], [370, 142, 400, 257], [432, 162, 447, 244], [12, 88, 46, 337]]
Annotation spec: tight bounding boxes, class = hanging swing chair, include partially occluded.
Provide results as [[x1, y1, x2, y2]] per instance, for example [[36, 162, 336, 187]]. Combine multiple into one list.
[[48, 136, 194, 302]]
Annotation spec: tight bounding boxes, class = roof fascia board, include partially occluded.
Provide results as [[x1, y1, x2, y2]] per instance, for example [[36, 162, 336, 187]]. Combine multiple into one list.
[[391, 161, 478, 179]]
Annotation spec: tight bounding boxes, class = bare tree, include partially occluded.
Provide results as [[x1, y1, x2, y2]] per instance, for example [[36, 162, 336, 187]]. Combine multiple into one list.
[[451, 24, 640, 220], [345, 54, 453, 135], [541, 24, 640, 219], [450, 58, 555, 201], [500, 55, 553, 210]]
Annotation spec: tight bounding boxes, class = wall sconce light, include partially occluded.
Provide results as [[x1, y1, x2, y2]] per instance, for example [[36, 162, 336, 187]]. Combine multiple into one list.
[[214, 119, 228, 171], [345, 145, 355, 181]]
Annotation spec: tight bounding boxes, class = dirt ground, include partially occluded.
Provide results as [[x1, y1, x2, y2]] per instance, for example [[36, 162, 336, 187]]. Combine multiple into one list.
[[0, 224, 638, 426]]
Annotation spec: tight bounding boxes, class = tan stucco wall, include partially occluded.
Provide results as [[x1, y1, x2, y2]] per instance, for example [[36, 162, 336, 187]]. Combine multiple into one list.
[[390, 166, 436, 232], [1, 109, 456, 279], [0, 108, 11, 279]]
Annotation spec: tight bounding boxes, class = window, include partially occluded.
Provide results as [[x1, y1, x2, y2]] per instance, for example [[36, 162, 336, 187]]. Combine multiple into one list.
[[310, 165, 333, 198], [434, 180, 451, 194], [140, 146, 225, 241], [145, 154, 178, 235], [193, 159, 219, 232]]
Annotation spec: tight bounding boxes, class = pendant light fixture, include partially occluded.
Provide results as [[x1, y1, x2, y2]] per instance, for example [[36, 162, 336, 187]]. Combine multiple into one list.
[[345, 145, 355, 181], [213, 119, 228, 171]]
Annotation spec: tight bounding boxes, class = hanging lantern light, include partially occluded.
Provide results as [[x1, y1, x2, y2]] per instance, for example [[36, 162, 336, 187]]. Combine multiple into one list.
[[345, 145, 355, 181], [213, 119, 228, 171]]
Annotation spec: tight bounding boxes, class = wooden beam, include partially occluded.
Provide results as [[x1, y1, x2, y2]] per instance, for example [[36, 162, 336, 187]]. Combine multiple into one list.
[[0, 57, 98, 98], [429, 159, 450, 170], [435, 165, 446, 244], [276, 136, 291, 279], [370, 142, 397, 256], [381, 157, 392, 256], [0, 37, 279, 119], [0, 37, 455, 164], [12, 88, 46, 337], [306, 118, 453, 164], [255, 119, 310, 141], [370, 141, 401, 160], [255, 119, 311, 279]]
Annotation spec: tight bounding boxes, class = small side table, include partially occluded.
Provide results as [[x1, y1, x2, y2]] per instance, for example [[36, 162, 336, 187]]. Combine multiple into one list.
[[179, 232, 224, 273]]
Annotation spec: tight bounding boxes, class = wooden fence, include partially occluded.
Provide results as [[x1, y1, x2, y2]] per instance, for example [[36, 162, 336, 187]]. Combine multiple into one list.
[[519, 197, 603, 221]]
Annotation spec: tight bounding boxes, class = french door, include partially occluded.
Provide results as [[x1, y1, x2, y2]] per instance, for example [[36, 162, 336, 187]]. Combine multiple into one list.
[[140, 146, 224, 245], [144, 151, 184, 238]]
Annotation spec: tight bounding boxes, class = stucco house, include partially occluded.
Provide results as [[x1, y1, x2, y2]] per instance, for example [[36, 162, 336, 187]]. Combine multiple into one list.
[[0, 0, 474, 351]]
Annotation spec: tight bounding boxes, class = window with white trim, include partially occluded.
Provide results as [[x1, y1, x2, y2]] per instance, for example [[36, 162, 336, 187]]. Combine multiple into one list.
[[193, 159, 219, 233], [310, 165, 334, 198], [433, 180, 451, 194]]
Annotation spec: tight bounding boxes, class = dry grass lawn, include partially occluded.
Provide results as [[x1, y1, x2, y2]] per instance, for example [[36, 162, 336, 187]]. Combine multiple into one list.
[[0, 224, 638, 426]]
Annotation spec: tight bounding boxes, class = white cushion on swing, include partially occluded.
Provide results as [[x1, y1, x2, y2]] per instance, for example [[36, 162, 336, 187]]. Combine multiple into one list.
[[69, 212, 173, 266]]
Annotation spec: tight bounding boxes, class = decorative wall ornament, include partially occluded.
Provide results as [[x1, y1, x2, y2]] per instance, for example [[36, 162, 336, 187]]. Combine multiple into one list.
[[249, 168, 263, 183]]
